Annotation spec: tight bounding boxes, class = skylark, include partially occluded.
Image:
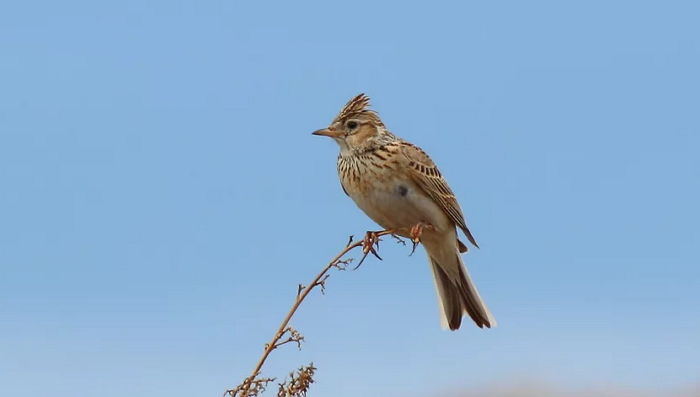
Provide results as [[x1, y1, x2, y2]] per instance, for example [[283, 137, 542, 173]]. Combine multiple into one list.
[[312, 93, 495, 331]]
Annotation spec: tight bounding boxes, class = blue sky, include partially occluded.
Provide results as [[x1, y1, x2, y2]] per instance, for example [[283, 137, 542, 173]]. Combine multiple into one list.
[[1, 1, 699, 396]]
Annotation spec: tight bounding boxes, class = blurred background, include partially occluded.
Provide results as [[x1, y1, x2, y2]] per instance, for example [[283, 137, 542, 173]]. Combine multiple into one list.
[[1, 1, 698, 396]]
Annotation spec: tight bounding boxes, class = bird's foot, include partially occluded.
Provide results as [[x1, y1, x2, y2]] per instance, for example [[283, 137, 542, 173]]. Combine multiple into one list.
[[354, 230, 393, 270], [409, 222, 434, 256]]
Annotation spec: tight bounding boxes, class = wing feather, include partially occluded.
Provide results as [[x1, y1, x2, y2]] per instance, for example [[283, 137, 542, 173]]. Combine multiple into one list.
[[399, 143, 479, 249]]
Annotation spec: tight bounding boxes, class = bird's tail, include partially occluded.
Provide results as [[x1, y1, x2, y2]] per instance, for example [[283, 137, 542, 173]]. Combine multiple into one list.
[[426, 248, 496, 331]]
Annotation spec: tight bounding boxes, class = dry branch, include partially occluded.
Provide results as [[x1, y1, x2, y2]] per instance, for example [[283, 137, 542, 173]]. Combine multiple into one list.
[[226, 230, 404, 397]]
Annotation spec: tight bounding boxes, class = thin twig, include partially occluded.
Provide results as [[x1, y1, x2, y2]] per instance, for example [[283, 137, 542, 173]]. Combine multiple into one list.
[[226, 230, 400, 397]]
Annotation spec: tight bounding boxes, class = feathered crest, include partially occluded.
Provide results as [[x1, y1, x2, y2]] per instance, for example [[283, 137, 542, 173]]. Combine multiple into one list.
[[332, 93, 383, 126]]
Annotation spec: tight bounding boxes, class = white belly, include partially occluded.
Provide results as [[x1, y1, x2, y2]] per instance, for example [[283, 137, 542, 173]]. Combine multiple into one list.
[[346, 176, 451, 237]]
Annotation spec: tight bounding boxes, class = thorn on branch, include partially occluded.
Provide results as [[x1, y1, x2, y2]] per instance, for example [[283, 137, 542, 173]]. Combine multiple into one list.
[[273, 326, 305, 350], [333, 258, 352, 271], [391, 233, 407, 246], [313, 274, 330, 294]]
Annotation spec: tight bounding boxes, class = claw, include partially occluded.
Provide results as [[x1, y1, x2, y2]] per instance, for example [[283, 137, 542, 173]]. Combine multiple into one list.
[[409, 222, 433, 256], [410, 242, 418, 256], [363, 231, 379, 253], [354, 231, 383, 270]]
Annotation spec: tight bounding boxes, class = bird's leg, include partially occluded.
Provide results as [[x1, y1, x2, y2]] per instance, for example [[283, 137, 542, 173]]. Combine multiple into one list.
[[362, 230, 381, 254], [354, 229, 393, 270], [409, 222, 434, 256]]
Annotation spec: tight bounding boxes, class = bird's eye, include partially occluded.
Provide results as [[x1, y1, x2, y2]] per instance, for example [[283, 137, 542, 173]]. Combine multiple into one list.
[[346, 121, 359, 130]]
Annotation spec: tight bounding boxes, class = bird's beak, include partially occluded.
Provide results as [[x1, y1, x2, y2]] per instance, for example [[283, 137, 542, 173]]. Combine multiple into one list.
[[312, 128, 344, 138]]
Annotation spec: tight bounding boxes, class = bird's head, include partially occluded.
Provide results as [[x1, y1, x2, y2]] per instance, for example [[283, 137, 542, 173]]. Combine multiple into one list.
[[312, 93, 392, 153]]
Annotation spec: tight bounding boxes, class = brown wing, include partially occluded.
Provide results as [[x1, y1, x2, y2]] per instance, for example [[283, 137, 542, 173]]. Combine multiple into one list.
[[399, 143, 479, 249]]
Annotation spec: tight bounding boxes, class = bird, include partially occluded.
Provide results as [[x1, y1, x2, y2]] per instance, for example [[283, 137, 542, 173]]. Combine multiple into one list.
[[312, 93, 496, 331]]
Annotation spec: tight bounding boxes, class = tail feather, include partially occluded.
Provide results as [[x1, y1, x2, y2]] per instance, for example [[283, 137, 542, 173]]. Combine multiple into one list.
[[426, 250, 495, 331]]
